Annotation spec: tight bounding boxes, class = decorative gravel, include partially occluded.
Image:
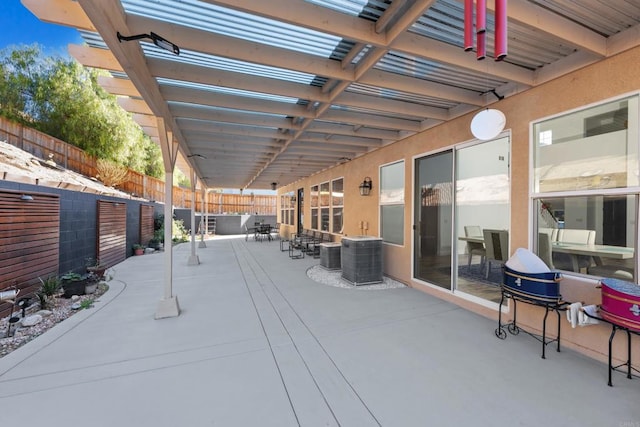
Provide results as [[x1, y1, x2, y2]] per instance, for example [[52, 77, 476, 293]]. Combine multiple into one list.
[[0, 284, 108, 358], [306, 265, 406, 290]]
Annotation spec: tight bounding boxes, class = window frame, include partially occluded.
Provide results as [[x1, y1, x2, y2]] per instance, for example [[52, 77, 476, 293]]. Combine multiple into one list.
[[530, 92, 640, 280], [380, 160, 405, 246]]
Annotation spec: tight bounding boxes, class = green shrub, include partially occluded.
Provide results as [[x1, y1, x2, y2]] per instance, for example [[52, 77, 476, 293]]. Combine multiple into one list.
[[80, 298, 94, 309], [60, 272, 83, 282], [37, 275, 61, 309]]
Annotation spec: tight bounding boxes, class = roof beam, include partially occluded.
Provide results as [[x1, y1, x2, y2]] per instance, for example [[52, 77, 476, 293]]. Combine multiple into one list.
[[392, 34, 534, 86], [98, 76, 140, 97], [21, 0, 95, 31], [169, 104, 301, 130], [486, 0, 607, 57], [127, 14, 354, 82], [177, 119, 287, 140], [203, 0, 386, 46], [160, 85, 313, 118], [148, 57, 329, 102], [360, 69, 483, 106], [335, 91, 448, 121]]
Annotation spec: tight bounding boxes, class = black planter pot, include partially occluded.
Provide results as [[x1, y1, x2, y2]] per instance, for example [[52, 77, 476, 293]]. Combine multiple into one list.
[[62, 279, 88, 298]]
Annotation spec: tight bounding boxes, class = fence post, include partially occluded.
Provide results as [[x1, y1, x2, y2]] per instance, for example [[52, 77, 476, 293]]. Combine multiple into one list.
[[19, 123, 24, 150]]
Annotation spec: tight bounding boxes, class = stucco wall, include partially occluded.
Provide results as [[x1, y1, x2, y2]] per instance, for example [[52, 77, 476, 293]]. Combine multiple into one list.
[[278, 46, 640, 366]]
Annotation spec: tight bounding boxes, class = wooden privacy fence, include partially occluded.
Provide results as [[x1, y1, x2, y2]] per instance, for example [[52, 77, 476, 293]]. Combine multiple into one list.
[[0, 117, 276, 214], [196, 193, 276, 215], [0, 189, 60, 318], [140, 204, 155, 245], [97, 200, 127, 269]]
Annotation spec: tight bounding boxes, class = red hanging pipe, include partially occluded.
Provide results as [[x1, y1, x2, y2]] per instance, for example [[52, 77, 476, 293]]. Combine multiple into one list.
[[494, 0, 508, 61], [464, 0, 474, 51], [476, 0, 486, 60], [476, 31, 486, 60], [476, 0, 486, 33]]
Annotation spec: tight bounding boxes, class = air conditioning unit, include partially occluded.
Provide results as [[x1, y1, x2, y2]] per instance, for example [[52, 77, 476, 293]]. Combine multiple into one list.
[[320, 242, 341, 270], [341, 237, 383, 285]]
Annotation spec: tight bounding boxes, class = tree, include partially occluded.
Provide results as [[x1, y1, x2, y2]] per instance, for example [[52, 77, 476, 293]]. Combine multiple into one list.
[[0, 45, 163, 178]]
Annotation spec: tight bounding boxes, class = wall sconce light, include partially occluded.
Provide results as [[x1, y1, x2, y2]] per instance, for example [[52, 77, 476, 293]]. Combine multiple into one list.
[[291, 195, 297, 203], [270, 182, 278, 190], [117, 32, 180, 55], [359, 177, 372, 196], [20, 194, 34, 201]]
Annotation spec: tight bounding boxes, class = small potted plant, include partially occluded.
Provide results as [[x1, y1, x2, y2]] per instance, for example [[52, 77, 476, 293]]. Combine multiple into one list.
[[60, 272, 87, 298], [85, 257, 107, 280], [133, 243, 145, 255], [148, 229, 164, 250], [84, 273, 100, 294]]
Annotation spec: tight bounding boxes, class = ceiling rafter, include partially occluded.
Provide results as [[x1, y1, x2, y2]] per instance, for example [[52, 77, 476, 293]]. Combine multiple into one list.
[[24, 0, 640, 190]]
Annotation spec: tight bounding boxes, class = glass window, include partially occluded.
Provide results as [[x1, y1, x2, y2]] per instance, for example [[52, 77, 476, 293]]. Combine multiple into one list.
[[321, 207, 330, 231], [533, 96, 639, 193], [532, 95, 639, 281], [381, 205, 403, 245], [320, 182, 330, 207], [455, 137, 510, 299], [310, 185, 319, 208], [534, 195, 636, 280], [380, 161, 404, 245], [331, 178, 343, 206], [332, 207, 343, 233], [310, 184, 319, 230], [311, 208, 318, 230], [332, 178, 344, 234], [279, 192, 295, 225]]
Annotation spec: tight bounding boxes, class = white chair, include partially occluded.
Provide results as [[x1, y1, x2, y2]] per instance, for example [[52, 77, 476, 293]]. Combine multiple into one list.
[[483, 229, 509, 279], [539, 227, 559, 242], [464, 226, 486, 272], [553, 228, 596, 271]]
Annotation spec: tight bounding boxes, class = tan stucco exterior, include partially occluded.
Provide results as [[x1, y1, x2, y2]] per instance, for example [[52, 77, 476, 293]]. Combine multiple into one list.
[[279, 46, 640, 366]]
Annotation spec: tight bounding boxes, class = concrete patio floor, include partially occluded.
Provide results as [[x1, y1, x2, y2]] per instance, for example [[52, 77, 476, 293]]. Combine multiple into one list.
[[0, 236, 638, 426]]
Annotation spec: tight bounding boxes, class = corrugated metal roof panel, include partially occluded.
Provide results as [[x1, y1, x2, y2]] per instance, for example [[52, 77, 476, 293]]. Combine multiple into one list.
[[305, 0, 370, 16], [122, 0, 343, 57], [376, 50, 507, 93], [156, 78, 300, 104], [410, 0, 576, 70], [347, 83, 458, 109], [529, 0, 640, 37]]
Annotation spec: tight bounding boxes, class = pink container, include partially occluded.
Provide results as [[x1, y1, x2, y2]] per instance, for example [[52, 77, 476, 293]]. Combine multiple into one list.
[[600, 278, 640, 332]]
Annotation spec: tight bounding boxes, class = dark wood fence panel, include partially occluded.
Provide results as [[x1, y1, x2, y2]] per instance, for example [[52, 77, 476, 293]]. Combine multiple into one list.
[[97, 200, 126, 268], [0, 190, 60, 318], [140, 204, 155, 246]]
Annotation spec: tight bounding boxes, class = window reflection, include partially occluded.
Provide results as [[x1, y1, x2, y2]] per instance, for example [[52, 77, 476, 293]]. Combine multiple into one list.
[[533, 96, 639, 193], [534, 196, 636, 281]]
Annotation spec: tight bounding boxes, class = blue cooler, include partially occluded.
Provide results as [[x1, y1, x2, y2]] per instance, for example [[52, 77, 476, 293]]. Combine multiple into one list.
[[503, 265, 562, 303]]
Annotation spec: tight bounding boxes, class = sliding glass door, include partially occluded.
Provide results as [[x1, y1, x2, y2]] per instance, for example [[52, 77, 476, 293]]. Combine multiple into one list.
[[455, 137, 510, 302], [413, 137, 510, 302], [414, 150, 454, 290]]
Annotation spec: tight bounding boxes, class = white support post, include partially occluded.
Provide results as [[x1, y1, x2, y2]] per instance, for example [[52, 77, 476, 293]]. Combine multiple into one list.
[[156, 170, 180, 318], [199, 186, 207, 248], [155, 119, 180, 319], [188, 169, 200, 265]]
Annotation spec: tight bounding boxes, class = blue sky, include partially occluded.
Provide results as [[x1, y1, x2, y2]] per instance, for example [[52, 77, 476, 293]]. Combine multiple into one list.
[[1, 0, 83, 55]]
